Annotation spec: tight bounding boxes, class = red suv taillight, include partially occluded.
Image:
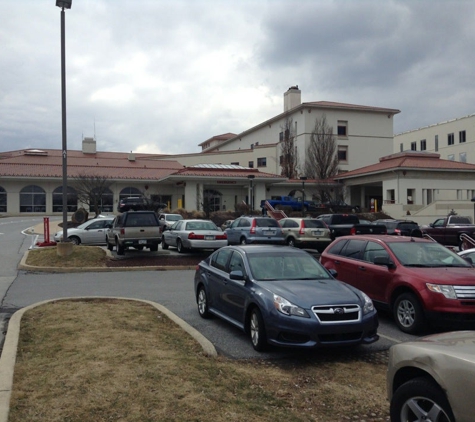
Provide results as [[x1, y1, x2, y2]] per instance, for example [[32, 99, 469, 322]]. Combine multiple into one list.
[[299, 220, 306, 235], [250, 219, 257, 234], [350, 227, 356, 235], [394, 229, 402, 235]]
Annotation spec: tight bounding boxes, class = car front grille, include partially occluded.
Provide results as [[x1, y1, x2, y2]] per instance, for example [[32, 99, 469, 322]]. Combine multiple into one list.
[[454, 285, 475, 300], [311, 304, 361, 323]]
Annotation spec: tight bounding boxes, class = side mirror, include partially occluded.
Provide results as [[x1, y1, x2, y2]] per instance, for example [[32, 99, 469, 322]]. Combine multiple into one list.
[[229, 270, 245, 281], [373, 255, 396, 269], [327, 268, 338, 278]]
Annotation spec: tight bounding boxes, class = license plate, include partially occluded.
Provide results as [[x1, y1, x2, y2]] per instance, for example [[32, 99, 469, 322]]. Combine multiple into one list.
[[138, 240, 147, 244], [204, 235, 215, 240], [312, 230, 322, 236], [263, 230, 274, 235]]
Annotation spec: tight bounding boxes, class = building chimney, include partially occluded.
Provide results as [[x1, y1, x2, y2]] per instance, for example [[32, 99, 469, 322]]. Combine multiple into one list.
[[82, 137, 96, 154], [128, 151, 135, 161], [284, 85, 301, 111]]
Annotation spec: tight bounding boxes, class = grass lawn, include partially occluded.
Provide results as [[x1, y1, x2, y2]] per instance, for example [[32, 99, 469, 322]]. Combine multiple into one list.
[[8, 299, 389, 422]]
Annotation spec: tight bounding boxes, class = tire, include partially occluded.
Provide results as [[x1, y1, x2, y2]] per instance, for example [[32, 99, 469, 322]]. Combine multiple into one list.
[[177, 239, 186, 253], [393, 292, 426, 334], [240, 237, 247, 245], [106, 238, 114, 251], [150, 244, 158, 252], [68, 236, 80, 245], [390, 377, 454, 422], [249, 308, 267, 352], [197, 286, 211, 319], [286, 237, 296, 247], [162, 238, 169, 250], [117, 243, 125, 256]]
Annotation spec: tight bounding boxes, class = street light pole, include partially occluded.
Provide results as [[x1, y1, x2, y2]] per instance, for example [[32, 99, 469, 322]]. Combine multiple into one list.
[[56, 0, 72, 252], [300, 176, 307, 217]]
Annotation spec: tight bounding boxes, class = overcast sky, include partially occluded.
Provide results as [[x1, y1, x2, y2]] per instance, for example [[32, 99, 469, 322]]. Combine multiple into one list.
[[1, 0, 474, 156]]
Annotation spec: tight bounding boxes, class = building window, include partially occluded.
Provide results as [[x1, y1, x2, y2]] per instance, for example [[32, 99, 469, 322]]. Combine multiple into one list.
[[279, 155, 283, 165], [91, 187, 114, 212], [279, 132, 283, 142], [435, 135, 438, 151], [337, 121, 348, 137], [460, 152, 467, 163], [420, 139, 426, 151], [411, 141, 417, 151], [119, 187, 142, 201], [337, 146, 348, 163], [0, 186, 6, 212], [248, 161, 254, 168], [20, 185, 46, 213], [52, 186, 78, 212], [400, 143, 404, 152], [460, 130, 466, 143], [448, 133, 454, 145], [230, 162, 239, 165], [448, 154, 455, 161], [257, 157, 267, 167]]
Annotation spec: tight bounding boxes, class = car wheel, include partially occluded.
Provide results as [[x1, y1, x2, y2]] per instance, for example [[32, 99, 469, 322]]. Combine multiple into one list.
[[117, 243, 125, 256], [390, 377, 454, 422], [249, 308, 267, 352], [150, 244, 158, 252], [106, 238, 114, 251], [69, 236, 80, 245], [286, 237, 296, 247], [162, 238, 169, 250], [197, 286, 211, 319], [240, 237, 247, 245], [177, 239, 186, 253], [393, 292, 426, 334]]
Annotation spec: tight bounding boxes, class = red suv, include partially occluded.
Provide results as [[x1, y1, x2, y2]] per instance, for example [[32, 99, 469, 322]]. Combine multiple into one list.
[[320, 235, 475, 334]]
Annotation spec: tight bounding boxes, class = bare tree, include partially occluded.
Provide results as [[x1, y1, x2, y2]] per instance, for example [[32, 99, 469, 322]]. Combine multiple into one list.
[[304, 114, 340, 202], [280, 117, 299, 179], [73, 173, 113, 217]]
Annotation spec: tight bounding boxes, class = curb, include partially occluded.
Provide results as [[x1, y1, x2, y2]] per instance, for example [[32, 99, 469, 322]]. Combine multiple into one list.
[[0, 297, 217, 422], [18, 249, 197, 273]]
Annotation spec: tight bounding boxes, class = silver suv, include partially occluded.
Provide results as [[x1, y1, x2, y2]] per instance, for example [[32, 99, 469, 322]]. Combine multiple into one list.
[[225, 216, 284, 245], [279, 217, 331, 251]]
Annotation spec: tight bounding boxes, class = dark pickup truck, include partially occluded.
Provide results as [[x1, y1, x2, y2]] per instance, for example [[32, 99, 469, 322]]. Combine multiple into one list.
[[422, 215, 475, 250], [316, 214, 387, 240]]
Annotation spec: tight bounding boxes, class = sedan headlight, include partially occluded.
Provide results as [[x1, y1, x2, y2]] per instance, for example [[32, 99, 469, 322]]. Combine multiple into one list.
[[361, 292, 374, 315], [426, 283, 457, 299], [273, 294, 310, 318]]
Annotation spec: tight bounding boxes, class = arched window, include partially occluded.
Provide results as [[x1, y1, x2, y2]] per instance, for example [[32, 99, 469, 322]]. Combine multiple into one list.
[[52, 186, 78, 212], [91, 187, 113, 213], [119, 187, 142, 201], [0, 186, 6, 212], [20, 185, 46, 213]]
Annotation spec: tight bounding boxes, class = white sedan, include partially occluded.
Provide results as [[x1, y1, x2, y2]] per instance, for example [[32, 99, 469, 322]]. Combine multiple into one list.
[[53, 216, 114, 245], [161, 219, 227, 253]]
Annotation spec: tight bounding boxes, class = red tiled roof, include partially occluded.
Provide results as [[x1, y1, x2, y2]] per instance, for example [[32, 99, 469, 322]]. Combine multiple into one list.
[[0, 149, 184, 180], [335, 151, 475, 180], [198, 133, 238, 147]]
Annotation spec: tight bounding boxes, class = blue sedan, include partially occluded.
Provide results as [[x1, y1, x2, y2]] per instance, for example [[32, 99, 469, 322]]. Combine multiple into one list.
[[194, 245, 379, 351]]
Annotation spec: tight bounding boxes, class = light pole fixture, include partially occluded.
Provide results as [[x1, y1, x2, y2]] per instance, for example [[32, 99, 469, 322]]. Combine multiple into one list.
[[57, 0, 72, 248], [247, 175, 255, 212], [300, 176, 307, 217]]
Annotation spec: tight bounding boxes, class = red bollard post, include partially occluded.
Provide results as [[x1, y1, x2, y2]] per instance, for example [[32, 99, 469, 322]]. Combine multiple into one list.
[[44, 217, 50, 243]]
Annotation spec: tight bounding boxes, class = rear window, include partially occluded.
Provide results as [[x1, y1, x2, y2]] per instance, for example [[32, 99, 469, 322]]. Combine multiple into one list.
[[397, 222, 419, 230], [449, 216, 472, 224], [255, 218, 280, 228], [330, 215, 359, 224], [126, 213, 158, 227], [303, 220, 326, 229]]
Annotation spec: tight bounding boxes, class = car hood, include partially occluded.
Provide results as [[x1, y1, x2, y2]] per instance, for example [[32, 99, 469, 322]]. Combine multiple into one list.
[[258, 278, 362, 308], [391, 331, 475, 364], [405, 266, 475, 284]]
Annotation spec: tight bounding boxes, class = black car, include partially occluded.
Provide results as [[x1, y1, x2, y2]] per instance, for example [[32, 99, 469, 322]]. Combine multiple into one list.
[[374, 219, 420, 236], [194, 245, 379, 351]]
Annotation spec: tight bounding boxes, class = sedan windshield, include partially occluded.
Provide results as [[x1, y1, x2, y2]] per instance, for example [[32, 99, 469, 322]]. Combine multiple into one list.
[[247, 253, 332, 281], [388, 242, 471, 267]]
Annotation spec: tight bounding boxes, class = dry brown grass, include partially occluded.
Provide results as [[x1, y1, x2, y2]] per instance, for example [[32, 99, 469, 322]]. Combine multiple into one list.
[[9, 300, 389, 422], [26, 246, 107, 268]]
